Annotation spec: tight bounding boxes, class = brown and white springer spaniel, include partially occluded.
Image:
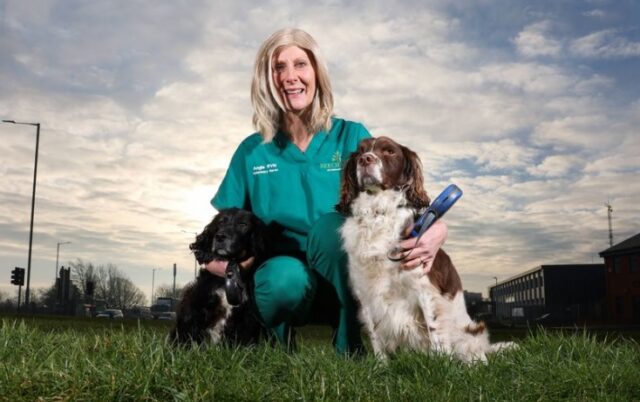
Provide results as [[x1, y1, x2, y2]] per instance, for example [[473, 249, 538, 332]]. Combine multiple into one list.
[[337, 136, 513, 363]]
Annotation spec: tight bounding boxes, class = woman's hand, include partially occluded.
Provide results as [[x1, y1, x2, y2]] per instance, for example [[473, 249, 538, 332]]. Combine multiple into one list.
[[398, 220, 448, 273], [204, 259, 228, 277], [204, 256, 257, 277]]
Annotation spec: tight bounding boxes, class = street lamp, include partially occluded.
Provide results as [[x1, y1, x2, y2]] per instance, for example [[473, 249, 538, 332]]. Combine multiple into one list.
[[151, 268, 156, 305], [493, 276, 498, 286], [55, 241, 71, 280], [2, 119, 40, 310], [181, 230, 199, 279]]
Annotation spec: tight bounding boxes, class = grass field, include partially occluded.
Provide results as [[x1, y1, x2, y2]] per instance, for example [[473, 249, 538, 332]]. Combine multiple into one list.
[[1, 315, 639, 401]]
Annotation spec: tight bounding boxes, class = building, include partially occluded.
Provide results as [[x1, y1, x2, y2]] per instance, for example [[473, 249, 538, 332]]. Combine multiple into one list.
[[489, 264, 606, 326], [464, 291, 482, 317], [464, 291, 493, 322], [599, 233, 640, 324]]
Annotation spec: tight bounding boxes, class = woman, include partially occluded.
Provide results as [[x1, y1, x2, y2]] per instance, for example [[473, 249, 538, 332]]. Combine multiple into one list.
[[206, 28, 447, 355]]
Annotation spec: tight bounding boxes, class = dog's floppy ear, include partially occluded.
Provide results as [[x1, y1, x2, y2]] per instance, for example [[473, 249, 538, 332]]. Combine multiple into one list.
[[336, 151, 360, 215], [189, 215, 219, 264], [401, 145, 430, 209]]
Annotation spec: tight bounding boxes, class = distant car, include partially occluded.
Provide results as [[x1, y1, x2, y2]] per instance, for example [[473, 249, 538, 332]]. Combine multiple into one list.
[[156, 311, 176, 320], [151, 297, 178, 319], [95, 309, 124, 319], [124, 306, 153, 320]]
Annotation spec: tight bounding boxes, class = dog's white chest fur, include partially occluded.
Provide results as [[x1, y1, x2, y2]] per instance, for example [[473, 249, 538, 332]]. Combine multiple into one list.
[[341, 190, 434, 353], [206, 288, 233, 343]]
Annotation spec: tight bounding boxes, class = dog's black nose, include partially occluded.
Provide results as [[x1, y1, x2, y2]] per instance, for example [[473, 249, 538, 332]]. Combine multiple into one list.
[[214, 233, 227, 242]]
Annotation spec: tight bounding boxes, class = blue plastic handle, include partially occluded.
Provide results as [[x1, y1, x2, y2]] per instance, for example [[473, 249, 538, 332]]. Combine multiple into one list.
[[409, 184, 463, 238]]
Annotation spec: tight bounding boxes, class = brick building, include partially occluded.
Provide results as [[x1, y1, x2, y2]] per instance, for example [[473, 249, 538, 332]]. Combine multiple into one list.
[[599, 233, 640, 324]]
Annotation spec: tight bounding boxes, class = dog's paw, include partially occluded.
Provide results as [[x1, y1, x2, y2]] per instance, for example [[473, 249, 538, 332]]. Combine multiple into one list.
[[490, 341, 517, 353]]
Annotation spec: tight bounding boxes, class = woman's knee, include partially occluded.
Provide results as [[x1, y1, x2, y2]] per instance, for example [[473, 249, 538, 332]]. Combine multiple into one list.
[[253, 256, 316, 325]]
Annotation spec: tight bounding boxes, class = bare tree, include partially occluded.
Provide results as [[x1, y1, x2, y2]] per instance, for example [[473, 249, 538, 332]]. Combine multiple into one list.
[[93, 264, 146, 309], [69, 260, 147, 309], [68, 258, 98, 296]]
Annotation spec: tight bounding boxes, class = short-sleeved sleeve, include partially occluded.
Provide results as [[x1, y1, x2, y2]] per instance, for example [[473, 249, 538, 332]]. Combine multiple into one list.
[[211, 142, 250, 211], [355, 122, 372, 144], [345, 121, 372, 155]]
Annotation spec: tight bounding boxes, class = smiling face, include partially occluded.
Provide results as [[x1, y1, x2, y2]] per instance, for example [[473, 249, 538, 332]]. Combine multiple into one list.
[[272, 45, 316, 113]]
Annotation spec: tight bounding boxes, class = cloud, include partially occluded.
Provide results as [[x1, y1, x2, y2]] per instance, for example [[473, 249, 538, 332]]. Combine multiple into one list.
[[570, 29, 640, 58], [513, 20, 562, 58], [527, 154, 585, 178], [583, 9, 606, 18], [583, 101, 640, 175], [1, 0, 208, 108], [514, 19, 640, 61], [479, 62, 576, 95], [532, 114, 612, 148]]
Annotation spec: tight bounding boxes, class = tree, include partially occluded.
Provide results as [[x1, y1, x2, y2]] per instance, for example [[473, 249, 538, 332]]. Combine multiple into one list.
[[97, 264, 146, 309], [32, 279, 81, 315], [0, 289, 14, 313], [69, 260, 147, 309], [68, 258, 99, 297], [35, 285, 57, 309]]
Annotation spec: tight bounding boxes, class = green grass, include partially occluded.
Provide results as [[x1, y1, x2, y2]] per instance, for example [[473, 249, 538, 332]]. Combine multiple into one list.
[[1, 317, 639, 401]]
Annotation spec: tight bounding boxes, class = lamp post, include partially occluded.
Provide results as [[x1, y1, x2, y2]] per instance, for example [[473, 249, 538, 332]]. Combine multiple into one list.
[[493, 276, 498, 286], [2, 119, 40, 310], [55, 241, 71, 280], [182, 230, 198, 279], [151, 268, 156, 305]]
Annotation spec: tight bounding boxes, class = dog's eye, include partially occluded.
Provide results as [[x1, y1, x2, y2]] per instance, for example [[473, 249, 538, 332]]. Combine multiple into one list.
[[237, 222, 248, 230], [383, 148, 395, 156]]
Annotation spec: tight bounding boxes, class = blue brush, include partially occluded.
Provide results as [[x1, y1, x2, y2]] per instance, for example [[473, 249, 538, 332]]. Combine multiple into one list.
[[388, 184, 463, 261], [410, 184, 463, 238]]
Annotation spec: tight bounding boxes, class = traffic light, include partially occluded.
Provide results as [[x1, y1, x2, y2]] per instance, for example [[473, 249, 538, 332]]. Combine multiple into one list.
[[58, 266, 71, 302], [86, 280, 95, 296], [11, 267, 25, 286]]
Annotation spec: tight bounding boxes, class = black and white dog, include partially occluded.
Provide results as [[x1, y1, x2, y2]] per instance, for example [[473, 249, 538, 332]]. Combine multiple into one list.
[[169, 208, 266, 346]]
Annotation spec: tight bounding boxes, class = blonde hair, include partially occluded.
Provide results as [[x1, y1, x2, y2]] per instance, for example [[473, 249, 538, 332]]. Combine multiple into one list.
[[251, 28, 334, 142]]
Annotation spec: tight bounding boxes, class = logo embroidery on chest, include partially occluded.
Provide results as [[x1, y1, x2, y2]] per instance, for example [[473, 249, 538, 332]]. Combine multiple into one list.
[[319, 151, 342, 172], [252, 163, 279, 175]]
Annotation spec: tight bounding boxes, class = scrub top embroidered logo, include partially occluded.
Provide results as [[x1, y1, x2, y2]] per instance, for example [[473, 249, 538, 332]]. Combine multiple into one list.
[[319, 151, 342, 172], [252, 163, 279, 175]]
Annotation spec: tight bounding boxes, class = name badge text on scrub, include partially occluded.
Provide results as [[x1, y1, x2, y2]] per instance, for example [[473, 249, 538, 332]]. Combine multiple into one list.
[[252, 163, 279, 175]]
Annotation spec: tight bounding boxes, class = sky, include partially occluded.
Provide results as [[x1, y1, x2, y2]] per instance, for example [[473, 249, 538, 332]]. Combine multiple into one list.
[[1, 0, 639, 303]]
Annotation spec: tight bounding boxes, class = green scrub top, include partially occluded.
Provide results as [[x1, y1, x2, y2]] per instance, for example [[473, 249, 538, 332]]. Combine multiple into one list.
[[211, 117, 371, 252]]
